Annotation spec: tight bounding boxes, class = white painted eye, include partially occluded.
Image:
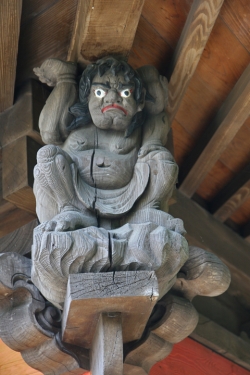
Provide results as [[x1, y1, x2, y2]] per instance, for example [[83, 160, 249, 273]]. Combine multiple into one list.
[[94, 88, 106, 98], [120, 89, 131, 98]]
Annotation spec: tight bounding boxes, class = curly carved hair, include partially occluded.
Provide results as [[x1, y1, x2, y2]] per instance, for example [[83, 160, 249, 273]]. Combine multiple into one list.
[[68, 57, 151, 137]]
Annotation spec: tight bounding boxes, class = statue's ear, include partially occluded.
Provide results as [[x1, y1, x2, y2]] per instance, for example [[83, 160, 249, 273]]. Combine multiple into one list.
[[137, 87, 146, 112]]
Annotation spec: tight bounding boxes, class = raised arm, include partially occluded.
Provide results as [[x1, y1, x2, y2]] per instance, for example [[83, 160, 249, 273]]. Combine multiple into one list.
[[136, 65, 170, 157], [34, 59, 78, 145]]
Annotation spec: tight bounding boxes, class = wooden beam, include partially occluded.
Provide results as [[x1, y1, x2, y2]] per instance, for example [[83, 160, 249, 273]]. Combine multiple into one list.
[[16, 0, 78, 86], [0, 219, 37, 253], [242, 222, 250, 243], [0, 203, 35, 238], [0, 80, 48, 233], [0, 339, 42, 375], [191, 314, 250, 371], [2, 136, 41, 214], [178, 64, 250, 198], [167, 190, 250, 308], [91, 313, 123, 375], [67, 0, 145, 65], [210, 164, 250, 222], [0, 79, 49, 148], [167, 0, 223, 124], [0, 0, 22, 112]]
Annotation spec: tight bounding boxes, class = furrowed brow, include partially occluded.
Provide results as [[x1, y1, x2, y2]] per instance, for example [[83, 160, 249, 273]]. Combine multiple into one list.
[[92, 82, 111, 89], [119, 83, 134, 89]]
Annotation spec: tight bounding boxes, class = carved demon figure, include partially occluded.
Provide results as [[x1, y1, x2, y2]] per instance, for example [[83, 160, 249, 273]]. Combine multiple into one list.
[[31, 57, 189, 308], [0, 58, 230, 375], [34, 57, 182, 233]]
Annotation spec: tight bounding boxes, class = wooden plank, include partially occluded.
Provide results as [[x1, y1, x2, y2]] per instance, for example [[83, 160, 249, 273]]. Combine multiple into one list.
[[0, 339, 42, 375], [2, 136, 41, 214], [167, 190, 250, 308], [190, 314, 250, 371], [0, 1, 22, 112], [62, 272, 158, 348], [179, 63, 250, 198], [16, 0, 78, 85], [220, 0, 250, 54], [150, 337, 250, 375], [128, 15, 173, 72], [0, 79, 49, 148], [192, 294, 247, 336], [67, 0, 145, 65], [167, 0, 224, 124], [0, 204, 35, 239], [210, 164, 250, 222], [0, 219, 37, 254], [242, 221, 250, 243]]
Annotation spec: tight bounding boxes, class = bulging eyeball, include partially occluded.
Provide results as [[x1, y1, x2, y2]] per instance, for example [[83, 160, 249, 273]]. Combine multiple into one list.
[[94, 88, 106, 98], [120, 89, 131, 98]]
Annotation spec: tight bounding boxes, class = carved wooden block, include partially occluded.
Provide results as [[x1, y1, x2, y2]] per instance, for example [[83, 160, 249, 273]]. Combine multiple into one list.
[[62, 271, 159, 347], [0, 252, 90, 375]]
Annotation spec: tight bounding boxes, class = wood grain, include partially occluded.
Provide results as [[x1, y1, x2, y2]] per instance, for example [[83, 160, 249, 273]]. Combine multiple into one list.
[[68, 0, 145, 65], [197, 122, 250, 203], [220, 0, 250, 53], [16, 0, 78, 85], [125, 332, 173, 374], [62, 272, 158, 348], [179, 63, 250, 198], [142, 0, 193, 51], [167, 0, 224, 124], [210, 164, 250, 222], [0, 0, 22, 112], [150, 337, 250, 375], [168, 190, 250, 309], [230, 197, 250, 226], [196, 160, 235, 202], [0, 339, 42, 375], [0, 204, 35, 238], [91, 313, 123, 375], [0, 79, 49, 147], [129, 16, 173, 73], [0, 219, 37, 254], [190, 314, 250, 371], [2, 136, 41, 214]]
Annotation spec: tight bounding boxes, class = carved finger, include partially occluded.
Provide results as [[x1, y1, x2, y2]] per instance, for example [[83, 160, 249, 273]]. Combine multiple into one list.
[[54, 220, 71, 232], [45, 221, 57, 232]]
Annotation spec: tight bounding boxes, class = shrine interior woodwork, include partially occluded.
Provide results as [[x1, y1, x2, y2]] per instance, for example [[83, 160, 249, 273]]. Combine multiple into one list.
[[1, 0, 250, 373]]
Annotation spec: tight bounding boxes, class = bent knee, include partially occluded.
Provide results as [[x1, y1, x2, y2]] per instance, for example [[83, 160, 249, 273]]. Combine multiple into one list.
[[37, 144, 60, 163]]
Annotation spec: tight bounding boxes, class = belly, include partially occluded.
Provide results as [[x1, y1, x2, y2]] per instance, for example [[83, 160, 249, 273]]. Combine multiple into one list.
[[71, 149, 138, 189]]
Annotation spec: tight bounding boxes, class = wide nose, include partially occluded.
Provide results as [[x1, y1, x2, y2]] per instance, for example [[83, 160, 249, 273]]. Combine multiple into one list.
[[105, 89, 121, 104]]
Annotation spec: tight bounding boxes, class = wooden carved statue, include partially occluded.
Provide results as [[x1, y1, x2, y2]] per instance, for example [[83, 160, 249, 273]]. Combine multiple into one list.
[[0, 57, 231, 375]]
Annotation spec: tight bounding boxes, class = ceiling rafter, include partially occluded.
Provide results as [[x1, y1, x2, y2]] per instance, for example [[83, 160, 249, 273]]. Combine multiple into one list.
[[210, 163, 250, 222], [178, 63, 250, 198], [67, 0, 145, 65], [167, 0, 224, 124]]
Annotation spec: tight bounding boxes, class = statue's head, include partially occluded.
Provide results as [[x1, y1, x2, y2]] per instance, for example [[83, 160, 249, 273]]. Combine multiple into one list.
[[69, 57, 146, 137]]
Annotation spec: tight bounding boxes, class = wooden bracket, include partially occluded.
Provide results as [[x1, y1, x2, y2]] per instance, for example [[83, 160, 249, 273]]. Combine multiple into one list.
[[62, 271, 159, 374]]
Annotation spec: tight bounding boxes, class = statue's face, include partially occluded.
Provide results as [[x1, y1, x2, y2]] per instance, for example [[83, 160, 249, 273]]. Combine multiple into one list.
[[88, 71, 144, 131]]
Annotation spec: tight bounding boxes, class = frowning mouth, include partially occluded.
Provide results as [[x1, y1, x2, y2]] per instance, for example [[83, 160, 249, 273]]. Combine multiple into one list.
[[101, 104, 127, 115]]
